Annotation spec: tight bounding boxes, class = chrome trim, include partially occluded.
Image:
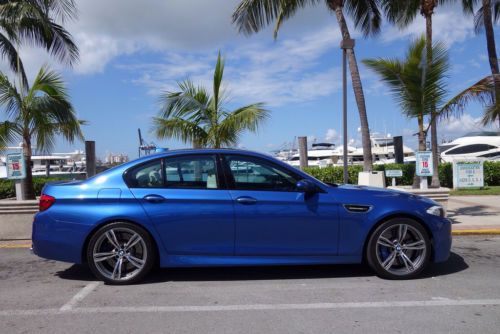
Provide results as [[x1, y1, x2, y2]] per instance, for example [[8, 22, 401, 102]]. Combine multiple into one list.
[[343, 204, 373, 213]]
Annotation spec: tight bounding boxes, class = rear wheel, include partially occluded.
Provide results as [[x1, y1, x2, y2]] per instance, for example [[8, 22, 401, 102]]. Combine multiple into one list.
[[87, 222, 155, 284], [366, 218, 431, 279]]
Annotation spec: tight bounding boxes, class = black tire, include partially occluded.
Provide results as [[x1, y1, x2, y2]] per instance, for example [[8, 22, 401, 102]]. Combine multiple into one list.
[[366, 218, 431, 280], [87, 222, 155, 284]]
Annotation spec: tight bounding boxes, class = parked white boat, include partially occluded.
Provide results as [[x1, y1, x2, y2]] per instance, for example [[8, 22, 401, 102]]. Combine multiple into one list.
[[285, 135, 415, 167], [440, 131, 500, 162]]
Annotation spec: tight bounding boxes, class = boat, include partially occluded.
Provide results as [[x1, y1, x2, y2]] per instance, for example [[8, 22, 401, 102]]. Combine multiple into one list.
[[285, 135, 415, 167], [0, 149, 86, 179], [440, 131, 500, 162]]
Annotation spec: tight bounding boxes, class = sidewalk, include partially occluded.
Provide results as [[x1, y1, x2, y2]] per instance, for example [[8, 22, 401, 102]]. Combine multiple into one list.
[[447, 195, 500, 235]]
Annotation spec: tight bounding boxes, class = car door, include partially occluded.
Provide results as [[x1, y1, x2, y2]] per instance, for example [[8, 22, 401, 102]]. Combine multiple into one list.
[[127, 154, 234, 255], [222, 154, 339, 256]]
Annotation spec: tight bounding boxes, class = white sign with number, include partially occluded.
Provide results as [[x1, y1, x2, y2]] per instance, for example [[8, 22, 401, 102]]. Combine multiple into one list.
[[416, 151, 433, 177], [453, 160, 484, 189], [6, 153, 26, 180]]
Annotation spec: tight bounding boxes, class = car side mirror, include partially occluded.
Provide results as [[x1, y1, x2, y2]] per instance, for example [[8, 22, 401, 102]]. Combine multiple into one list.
[[296, 179, 317, 194]]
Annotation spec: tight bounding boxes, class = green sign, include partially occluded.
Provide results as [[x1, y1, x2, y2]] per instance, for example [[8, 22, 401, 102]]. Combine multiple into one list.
[[453, 161, 484, 188], [415, 151, 433, 177], [386, 170, 403, 177], [6, 153, 26, 180]]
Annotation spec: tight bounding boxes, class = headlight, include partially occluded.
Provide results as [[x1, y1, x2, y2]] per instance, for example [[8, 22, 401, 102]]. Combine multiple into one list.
[[426, 205, 444, 217]]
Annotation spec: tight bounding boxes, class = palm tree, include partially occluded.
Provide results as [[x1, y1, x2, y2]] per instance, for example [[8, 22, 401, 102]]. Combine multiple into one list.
[[153, 52, 269, 149], [363, 36, 449, 188], [471, 0, 500, 127], [0, 66, 84, 199], [232, 0, 383, 172], [381, 0, 476, 187], [0, 0, 78, 87]]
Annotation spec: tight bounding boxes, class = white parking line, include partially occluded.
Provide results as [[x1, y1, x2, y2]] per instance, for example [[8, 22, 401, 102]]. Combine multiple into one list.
[[0, 298, 498, 317], [59, 282, 100, 312]]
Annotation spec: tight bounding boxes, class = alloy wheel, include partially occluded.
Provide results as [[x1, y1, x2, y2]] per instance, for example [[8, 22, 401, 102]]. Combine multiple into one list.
[[92, 227, 148, 281], [375, 223, 427, 276]]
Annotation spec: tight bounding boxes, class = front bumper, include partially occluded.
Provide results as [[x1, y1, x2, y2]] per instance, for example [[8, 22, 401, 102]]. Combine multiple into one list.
[[429, 215, 452, 263]]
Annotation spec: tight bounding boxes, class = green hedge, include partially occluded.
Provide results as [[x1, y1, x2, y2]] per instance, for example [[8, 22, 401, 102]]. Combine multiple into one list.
[[303, 161, 500, 187], [0, 176, 73, 199]]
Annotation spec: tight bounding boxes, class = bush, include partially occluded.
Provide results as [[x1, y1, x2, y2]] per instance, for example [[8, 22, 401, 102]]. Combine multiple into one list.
[[484, 161, 500, 186], [0, 176, 73, 199], [302, 161, 500, 187]]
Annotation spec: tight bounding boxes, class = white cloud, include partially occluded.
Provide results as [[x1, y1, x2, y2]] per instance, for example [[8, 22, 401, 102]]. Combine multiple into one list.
[[127, 25, 344, 106], [381, 5, 474, 46], [439, 114, 496, 140], [325, 128, 340, 142]]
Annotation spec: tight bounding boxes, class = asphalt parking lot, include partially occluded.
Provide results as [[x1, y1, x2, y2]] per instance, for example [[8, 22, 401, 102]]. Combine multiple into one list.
[[1, 236, 500, 334]]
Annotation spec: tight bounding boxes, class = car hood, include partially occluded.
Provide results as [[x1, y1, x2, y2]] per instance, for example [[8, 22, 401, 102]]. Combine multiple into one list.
[[329, 184, 438, 206]]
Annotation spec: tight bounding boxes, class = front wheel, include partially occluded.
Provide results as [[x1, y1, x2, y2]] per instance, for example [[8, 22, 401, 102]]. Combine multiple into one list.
[[87, 222, 155, 284], [366, 218, 431, 279]]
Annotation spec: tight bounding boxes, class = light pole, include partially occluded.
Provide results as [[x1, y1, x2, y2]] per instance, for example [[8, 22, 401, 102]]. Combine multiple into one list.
[[340, 38, 355, 184]]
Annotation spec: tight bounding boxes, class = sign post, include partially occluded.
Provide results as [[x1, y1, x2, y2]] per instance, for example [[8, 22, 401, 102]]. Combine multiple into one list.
[[386, 169, 403, 187], [6, 153, 26, 200], [415, 151, 433, 189], [453, 160, 484, 189]]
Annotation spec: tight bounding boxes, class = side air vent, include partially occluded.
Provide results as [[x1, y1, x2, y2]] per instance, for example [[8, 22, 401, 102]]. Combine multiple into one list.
[[343, 204, 372, 213]]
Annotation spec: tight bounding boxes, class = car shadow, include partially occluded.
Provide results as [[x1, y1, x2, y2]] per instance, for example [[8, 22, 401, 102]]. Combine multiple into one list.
[[55, 252, 468, 284], [447, 205, 500, 224]]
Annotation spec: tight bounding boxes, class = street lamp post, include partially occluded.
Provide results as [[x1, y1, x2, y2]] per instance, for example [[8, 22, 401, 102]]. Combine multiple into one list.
[[340, 38, 355, 184]]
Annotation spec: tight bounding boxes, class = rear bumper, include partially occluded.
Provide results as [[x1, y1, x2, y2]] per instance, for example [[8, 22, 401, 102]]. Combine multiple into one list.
[[32, 211, 89, 264]]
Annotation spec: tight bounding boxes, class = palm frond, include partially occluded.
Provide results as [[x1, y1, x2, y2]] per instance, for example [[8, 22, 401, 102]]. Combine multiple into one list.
[[212, 51, 224, 116], [152, 117, 208, 146], [439, 74, 499, 122], [0, 120, 21, 148], [0, 33, 28, 87], [218, 103, 269, 147], [344, 0, 382, 37], [17, 16, 79, 65], [474, 0, 500, 33], [0, 71, 23, 119], [363, 36, 450, 120], [232, 0, 321, 36], [380, 0, 420, 29]]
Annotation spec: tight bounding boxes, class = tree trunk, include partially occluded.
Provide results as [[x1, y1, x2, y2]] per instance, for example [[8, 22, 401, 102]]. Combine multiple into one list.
[[330, 2, 373, 171], [413, 113, 427, 188], [425, 13, 441, 188], [21, 134, 36, 200], [482, 0, 500, 127]]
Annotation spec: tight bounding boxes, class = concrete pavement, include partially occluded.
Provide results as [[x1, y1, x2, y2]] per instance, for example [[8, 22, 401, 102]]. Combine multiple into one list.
[[0, 236, 499, 333], [447, 196, 500, 234]]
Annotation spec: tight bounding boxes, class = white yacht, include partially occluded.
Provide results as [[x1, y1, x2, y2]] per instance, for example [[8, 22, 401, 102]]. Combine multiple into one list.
[[440, 131, 500, 162], [286, 135, 415, 167], [287, 143, 345, 167]]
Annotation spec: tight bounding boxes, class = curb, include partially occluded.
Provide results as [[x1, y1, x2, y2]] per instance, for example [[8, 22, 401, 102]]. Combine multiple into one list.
[[452, 229, 500, 236], [0, 240, 31, 248]]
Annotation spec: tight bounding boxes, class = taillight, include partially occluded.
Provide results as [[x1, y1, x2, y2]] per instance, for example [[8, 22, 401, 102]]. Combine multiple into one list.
[[39, 194, 56, 212]]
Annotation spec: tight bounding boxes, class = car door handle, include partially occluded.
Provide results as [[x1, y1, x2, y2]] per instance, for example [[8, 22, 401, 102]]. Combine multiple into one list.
[[236, 196, 257, 205], [143, 194, 165, 203]]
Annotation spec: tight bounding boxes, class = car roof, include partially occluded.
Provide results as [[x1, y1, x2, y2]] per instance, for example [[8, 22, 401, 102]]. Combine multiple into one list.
[[138, 148, 272, 161]]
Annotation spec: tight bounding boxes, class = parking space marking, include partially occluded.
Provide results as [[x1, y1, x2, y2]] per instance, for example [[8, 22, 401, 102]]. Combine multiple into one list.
[[59, 282, 100, 312], [1, 298, 498, 317]]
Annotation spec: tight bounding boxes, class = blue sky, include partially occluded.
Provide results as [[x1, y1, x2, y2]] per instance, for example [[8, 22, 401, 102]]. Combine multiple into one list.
[[1, 0, 498, 160]]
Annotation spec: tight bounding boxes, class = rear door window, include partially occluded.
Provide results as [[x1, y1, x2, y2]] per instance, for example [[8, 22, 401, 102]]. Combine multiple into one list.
[[164, 155, 218, 189]]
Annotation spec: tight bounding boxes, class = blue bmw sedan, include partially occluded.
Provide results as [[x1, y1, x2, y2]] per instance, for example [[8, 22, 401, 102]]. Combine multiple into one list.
[[32, 149, 451, 284]]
